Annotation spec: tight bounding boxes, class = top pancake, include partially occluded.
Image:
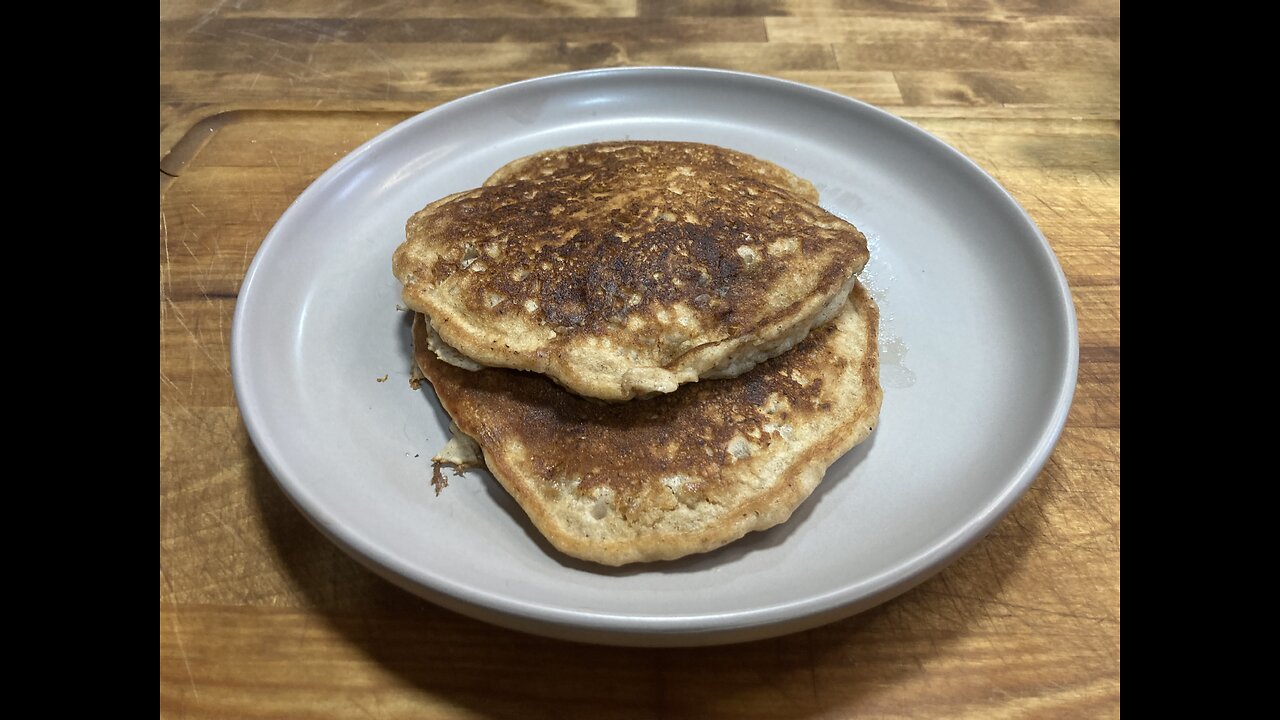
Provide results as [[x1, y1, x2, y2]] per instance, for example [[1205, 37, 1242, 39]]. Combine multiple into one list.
[[393, 141, 870, 401], [482, 141, 822, 202]]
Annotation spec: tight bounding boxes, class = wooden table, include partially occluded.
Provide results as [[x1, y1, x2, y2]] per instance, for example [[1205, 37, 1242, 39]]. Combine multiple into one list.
[[160, 2, 1120, 717]]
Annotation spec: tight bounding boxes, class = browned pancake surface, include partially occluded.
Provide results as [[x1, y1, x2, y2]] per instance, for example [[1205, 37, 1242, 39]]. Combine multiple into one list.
[[416, 284, 883, 566], [394, 141, 870, 401]]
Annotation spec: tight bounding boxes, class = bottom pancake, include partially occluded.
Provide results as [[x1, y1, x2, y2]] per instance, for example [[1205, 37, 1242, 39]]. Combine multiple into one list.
[[414, 284, 883, 566]]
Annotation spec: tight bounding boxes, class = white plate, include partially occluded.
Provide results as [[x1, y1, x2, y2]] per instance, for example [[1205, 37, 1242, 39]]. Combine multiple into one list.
[[233, 67, 1077, 646]]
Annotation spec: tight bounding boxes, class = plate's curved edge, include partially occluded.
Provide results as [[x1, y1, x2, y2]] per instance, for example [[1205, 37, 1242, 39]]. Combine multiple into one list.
[[231, 66, 1080, 644]]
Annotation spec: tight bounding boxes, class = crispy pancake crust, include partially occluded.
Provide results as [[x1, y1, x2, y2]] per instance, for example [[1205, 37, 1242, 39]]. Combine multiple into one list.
[[394, 141, 870, 401], [483, 142, 821, 203], [415, 284, 883, 566]]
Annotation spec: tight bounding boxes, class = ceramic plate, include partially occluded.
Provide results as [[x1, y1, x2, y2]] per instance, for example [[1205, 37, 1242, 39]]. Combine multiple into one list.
[[232, 67, 1077, 646]]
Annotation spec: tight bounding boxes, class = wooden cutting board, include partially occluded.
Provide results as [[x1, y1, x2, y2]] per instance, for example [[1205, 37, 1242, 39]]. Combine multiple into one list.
[[160, 2, 1119, 717]]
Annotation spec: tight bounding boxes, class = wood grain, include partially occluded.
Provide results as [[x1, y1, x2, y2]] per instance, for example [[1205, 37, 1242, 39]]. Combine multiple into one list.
[[160, 1, 1119, 717]]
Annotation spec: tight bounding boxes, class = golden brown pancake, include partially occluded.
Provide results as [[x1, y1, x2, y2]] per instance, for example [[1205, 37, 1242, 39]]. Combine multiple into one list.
[[414, 284, 883, 566], [393, 141, 870, 401], [483, 142, 821, 202]]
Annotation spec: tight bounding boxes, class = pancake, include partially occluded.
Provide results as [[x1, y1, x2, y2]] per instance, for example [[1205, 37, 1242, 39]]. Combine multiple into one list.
[[393, 141, 870, 402], [482, 142, 821, 202], [414, 284, 883, 566]]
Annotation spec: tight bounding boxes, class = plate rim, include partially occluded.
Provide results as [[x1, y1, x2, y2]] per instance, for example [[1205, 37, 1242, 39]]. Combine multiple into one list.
[[231, 66, 1079, 645]]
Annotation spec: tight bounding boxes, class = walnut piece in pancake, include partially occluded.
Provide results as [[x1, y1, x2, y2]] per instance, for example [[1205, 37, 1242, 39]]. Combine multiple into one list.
[[414, 284, 883, 566], [393, 141, 870, 401]]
